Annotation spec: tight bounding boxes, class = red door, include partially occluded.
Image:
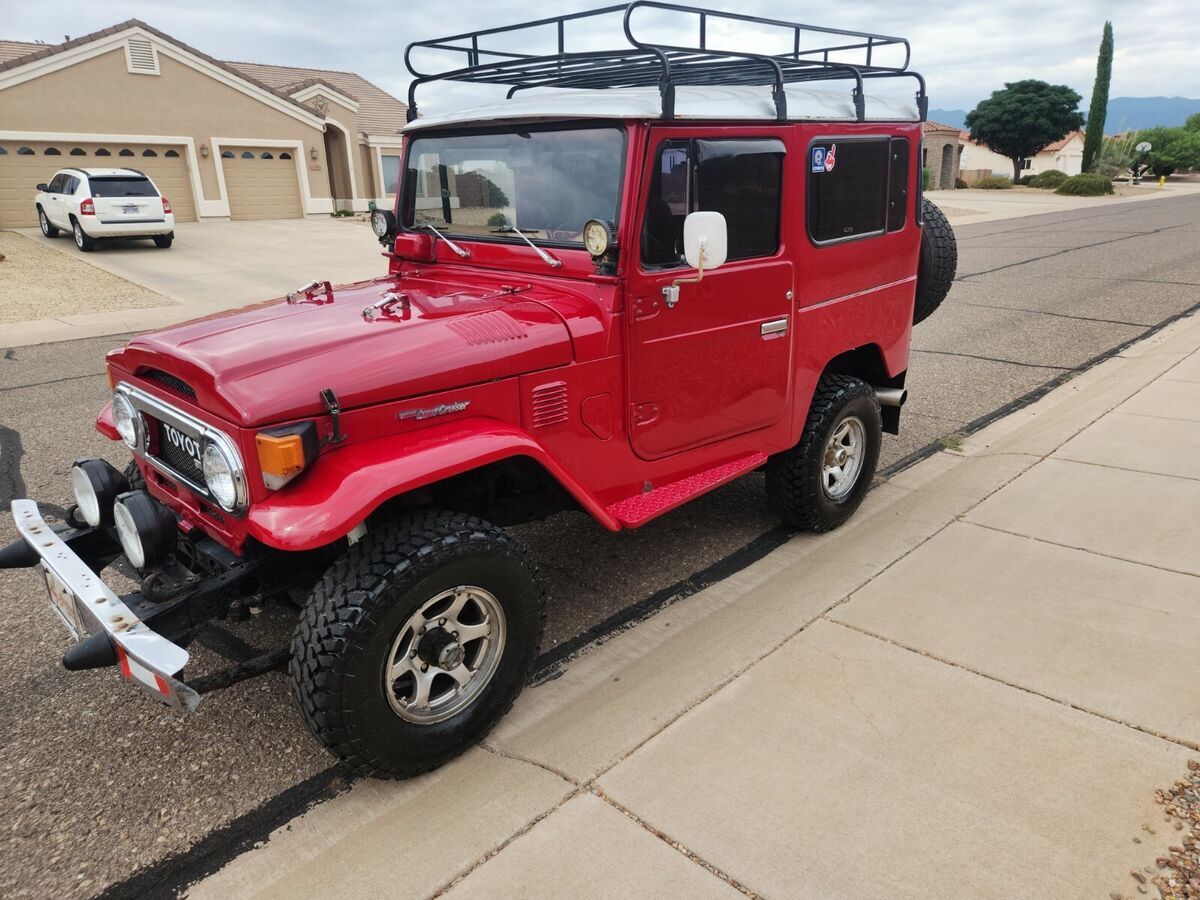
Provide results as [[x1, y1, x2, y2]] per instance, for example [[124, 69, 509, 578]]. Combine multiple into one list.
[[626, 128, 794, 460]]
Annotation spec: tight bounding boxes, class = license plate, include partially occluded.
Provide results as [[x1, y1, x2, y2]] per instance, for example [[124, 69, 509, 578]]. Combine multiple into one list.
[[42, 564, 82, 640], [122, 204, 139, 214]]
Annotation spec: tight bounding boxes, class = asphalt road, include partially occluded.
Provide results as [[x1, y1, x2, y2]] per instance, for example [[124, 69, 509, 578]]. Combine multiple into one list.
[[2, 193, 1199, 898]]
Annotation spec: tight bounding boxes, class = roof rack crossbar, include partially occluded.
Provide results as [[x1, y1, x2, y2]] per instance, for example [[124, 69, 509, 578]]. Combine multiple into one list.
[[404, 2, 922, 123]]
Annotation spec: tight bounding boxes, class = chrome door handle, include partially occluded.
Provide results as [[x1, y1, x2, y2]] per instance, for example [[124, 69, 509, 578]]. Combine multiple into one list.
[[761, 317, 789, 337]]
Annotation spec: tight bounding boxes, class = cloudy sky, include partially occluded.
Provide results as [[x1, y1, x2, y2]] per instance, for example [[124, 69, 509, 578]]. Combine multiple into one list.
[[6, 0, 1199, 113]]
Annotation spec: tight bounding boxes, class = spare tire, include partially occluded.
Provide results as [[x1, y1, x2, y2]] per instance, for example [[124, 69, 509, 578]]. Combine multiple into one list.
[[914, 198, 957, 325]]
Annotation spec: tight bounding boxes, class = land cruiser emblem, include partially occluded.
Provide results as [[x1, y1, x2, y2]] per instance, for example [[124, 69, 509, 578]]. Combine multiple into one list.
[[397, 401, 471, 421]]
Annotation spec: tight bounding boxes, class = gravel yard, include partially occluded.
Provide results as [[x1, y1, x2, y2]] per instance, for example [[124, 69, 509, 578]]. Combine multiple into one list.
[[0, 231, 173, 325]]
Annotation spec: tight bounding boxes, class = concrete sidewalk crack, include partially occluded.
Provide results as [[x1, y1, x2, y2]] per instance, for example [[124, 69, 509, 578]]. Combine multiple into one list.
[[479, 741, 581, 787], [824, 618, 1200, 753], [910, 348, 1070, 370], [955, 300, 1151, 328], [591, 787, 760, 898]]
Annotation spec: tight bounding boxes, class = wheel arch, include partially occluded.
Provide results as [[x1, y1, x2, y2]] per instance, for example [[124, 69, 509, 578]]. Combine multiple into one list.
[[245, 419, 619, 552], [821, 344, 906, 435]]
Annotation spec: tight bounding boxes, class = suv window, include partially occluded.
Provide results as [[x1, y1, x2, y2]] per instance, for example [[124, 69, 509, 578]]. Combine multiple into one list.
[[807, 138, 890, 244], [89, 176, 158, 198], [62, 175, 79, 194], [47, 174, 66, 193], [642, 138, 784, 268]]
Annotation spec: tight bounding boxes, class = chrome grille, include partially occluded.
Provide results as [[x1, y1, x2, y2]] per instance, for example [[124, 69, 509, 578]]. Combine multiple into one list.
[[153, 419, 204, 482]]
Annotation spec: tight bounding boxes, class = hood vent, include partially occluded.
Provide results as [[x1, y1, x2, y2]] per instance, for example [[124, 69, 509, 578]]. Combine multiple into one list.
[[531, 381, 568, 428], [448, 311, 527, 346], [142, 369, 196, 400]]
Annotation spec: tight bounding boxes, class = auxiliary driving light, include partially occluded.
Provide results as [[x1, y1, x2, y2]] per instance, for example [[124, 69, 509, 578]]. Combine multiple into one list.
[[70, 458, 130, 527], [583, 219, 612, 257], [113, 490, 177, 570]]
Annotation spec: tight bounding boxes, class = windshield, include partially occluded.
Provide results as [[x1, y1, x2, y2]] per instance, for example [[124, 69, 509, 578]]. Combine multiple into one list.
[[401, 127, 624, 246]]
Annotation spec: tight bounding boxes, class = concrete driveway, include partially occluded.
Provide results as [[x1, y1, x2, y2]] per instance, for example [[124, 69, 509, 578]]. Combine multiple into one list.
[[17, 217, 387, 307]]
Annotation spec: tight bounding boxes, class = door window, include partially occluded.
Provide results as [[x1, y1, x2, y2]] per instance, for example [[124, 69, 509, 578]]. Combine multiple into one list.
[[641, 137, 784, 268], [806, 138, 890, 244], [47, 174, 66, 193]]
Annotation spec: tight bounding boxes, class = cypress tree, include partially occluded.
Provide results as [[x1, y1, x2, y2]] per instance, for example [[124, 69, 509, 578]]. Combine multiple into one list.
[[1082, 22, 1113, 172]]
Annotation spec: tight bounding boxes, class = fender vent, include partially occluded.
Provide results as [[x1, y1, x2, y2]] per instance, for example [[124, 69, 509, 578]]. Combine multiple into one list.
[[448, 311, 527, 346], [531, 381, 568, 428], [141, 369, 196, 400]]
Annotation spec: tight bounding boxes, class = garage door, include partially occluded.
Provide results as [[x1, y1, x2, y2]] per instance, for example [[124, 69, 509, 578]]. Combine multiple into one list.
[[0, 141, 196, 227], [221, 148, 302, 220]]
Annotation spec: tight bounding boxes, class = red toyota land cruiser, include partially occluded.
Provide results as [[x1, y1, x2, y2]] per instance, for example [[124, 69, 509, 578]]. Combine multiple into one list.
[[2, 3, 955, 778]]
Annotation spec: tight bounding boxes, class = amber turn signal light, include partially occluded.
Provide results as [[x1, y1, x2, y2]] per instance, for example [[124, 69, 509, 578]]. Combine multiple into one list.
[[256, 421, 319, 491]]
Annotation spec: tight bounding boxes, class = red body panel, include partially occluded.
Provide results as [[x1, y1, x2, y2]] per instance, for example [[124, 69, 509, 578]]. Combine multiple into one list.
[[101, 118, 921, 556]]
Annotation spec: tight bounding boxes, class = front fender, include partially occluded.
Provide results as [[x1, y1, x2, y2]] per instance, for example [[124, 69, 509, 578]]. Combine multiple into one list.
[[245, 418, 618, 551]]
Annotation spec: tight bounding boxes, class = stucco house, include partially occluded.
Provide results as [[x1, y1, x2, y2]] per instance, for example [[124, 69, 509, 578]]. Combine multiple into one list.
[[959, 129, 1087, 181], [0, 20, 408, 228]]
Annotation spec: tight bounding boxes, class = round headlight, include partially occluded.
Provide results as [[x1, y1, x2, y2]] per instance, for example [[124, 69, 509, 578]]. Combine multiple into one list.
[[112, 392, 142, 449], [71, 458, 130, 527], [202, 439, 244, 512], [583, 219, 611, 257]]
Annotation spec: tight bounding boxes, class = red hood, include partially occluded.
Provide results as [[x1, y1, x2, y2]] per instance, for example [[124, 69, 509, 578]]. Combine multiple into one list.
[[108, 272, 579, 426]]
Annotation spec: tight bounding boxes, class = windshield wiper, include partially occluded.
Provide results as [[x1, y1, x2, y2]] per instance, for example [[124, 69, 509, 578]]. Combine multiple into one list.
[[500, 226, 562, 270], [414, 222, 470, 259]]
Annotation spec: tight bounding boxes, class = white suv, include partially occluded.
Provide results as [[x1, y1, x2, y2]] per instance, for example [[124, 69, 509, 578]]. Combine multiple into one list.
[[35, 167, 175, 251]]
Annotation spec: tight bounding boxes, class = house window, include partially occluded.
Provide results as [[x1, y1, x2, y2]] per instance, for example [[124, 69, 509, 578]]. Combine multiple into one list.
[[1019, 158, 1032, 171], [44, 147, 61, 155], [17, 147, 34, 155], [95, 148, 111, 156], [0, 146, 8, 155], [640, 138, 784, 268], [382, 155, 401, 194], [119, 149, 135, 157], [807, 138, 890, 244], [142, 149, 157, 157], [164, 149, 179, 157], [261, 151, 273, 159], [279, 152, 292, 160], [241, 151, 255, 159], [70, 148, 86, 156], [221, 150, 234, 158]]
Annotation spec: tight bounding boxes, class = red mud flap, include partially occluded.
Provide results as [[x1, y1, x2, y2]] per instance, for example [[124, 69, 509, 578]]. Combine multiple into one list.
[[11, 499, 200, 713]]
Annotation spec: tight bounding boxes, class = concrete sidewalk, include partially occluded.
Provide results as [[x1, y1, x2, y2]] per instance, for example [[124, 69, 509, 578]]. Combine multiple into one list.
[[186, 310, 1200, 898]]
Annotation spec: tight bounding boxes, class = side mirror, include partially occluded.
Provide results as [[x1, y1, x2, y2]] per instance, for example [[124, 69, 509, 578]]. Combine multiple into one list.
[[682, 210, 728, 271], [36, 183, 49, 193]]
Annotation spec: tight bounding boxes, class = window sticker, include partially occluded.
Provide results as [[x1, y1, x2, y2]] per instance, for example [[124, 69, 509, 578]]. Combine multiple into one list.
[[811, 143, 837, 173], [823, 143, 837, 172]]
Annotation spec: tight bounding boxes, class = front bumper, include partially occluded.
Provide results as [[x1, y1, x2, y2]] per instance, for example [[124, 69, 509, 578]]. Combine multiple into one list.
[[10, 499, 199, 712]]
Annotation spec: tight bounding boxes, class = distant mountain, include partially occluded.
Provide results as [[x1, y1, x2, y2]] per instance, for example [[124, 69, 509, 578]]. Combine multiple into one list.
[[1103, 97, 1200, 131], [932, 98, 1200, 136], [929, 109, 967, 130]]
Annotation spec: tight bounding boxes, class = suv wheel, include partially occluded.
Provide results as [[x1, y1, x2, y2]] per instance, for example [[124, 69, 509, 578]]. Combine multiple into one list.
[[290, 510, 545, 778], [38, 207, 60, 238], [72, 218, 96, 252], [153, 233, 173, 249], [765, 374, 881, 532]]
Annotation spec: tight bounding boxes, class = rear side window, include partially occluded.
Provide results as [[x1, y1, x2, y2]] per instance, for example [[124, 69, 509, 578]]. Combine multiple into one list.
[[807, 138, 889, 244], [642, 137, 784, 267], [89, 176, 157, 198]]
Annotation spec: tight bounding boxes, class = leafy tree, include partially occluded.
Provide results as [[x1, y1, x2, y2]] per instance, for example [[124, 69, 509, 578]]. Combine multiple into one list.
[[966, 80, 1085, 181], [1185, 112, 1200, 133], [1136, 126, 1200, 177], [1081, 22, 1113, 172]]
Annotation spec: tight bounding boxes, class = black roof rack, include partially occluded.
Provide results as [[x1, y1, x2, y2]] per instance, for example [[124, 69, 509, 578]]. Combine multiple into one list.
[[404, 1, 927, 124]]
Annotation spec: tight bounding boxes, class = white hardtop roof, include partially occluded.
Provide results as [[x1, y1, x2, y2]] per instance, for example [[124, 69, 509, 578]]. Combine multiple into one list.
[[58, 167, 153, 177], [404, 85, 920, 132]]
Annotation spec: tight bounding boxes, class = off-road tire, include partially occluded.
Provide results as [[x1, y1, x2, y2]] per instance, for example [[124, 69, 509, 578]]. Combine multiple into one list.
[[71, 217, 96, 252], [38, 207, 60, 238], [153, 233, 173, 249], [290, 510, 546, 779], [913, 198, 956, 325], [765, 374, 881, 532]]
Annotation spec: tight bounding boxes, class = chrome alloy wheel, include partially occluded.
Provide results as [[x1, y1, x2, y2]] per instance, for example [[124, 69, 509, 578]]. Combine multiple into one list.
[[822, 414, 866, 501], [384, 585, 506, 724]]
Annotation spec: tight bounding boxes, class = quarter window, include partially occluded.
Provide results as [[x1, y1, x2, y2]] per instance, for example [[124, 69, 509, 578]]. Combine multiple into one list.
[[642, 137, 784, 268], [807, 138, 890, 244]]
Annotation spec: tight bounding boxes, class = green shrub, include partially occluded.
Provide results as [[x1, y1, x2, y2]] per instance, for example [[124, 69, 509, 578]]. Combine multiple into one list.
[[922, 168, 931, 190], [974, 175, 1013, 189], [487, 212, 509, 228], [1055, 173, 1115, 196], [333, 208, 354, 217], [954, 177, 968, 189], [1016, 174, 1035, 186], [1028, 169, 1068, 188]]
